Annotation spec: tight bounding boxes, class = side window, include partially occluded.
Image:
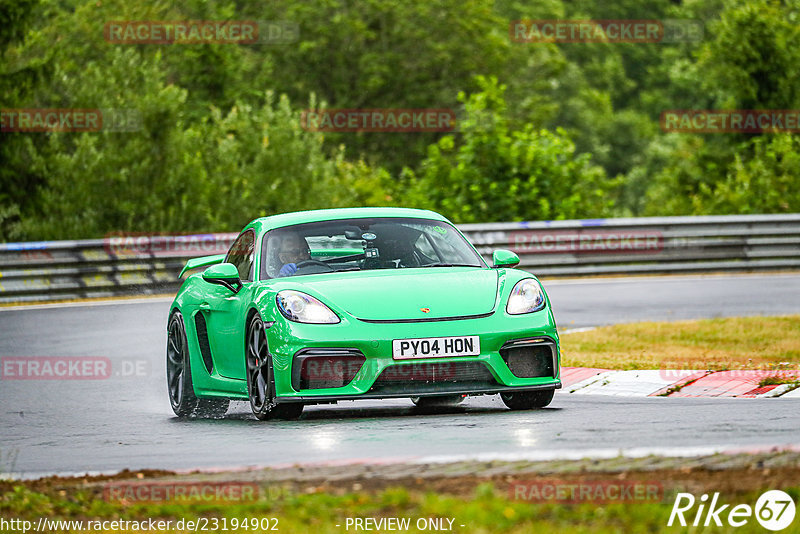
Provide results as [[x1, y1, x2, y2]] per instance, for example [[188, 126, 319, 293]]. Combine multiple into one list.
[[226, 230, 256, 282]]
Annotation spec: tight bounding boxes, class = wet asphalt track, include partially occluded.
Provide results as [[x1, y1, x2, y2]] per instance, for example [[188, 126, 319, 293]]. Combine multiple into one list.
[[1, 273, 799, 477]]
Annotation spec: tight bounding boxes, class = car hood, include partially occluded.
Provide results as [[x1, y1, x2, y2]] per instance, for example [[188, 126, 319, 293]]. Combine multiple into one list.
[[293, 268, 499, 321]]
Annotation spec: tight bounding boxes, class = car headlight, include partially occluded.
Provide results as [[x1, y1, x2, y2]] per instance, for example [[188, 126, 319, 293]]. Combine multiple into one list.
[[506, 279, 545, 315], [276, 290, 340, 324]]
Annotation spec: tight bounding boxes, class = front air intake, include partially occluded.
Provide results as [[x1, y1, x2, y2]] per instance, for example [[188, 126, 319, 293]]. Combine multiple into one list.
[[368, 361, 499, 395], [292, 349, 366, 390], [194, 314, 214, 374], [500, 337, 557, 379]]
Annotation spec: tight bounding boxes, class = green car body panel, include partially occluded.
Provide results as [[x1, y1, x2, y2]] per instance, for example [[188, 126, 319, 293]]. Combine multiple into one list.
[[169, 207, 561, 406]]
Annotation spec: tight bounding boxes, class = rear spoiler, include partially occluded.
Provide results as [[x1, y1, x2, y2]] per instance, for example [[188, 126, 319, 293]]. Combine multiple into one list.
[[179, 254, 226, 278]]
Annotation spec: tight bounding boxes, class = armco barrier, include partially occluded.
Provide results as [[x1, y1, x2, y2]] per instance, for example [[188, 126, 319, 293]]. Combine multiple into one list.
[[0, 214, 798, 303]]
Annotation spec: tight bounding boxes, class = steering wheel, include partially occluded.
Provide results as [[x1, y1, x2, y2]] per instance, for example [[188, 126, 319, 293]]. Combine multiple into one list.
[[295, 260, 335, 272]]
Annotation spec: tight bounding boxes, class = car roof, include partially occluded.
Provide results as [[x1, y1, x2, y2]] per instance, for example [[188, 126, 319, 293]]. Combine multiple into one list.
[[244, 207, 449, 233]]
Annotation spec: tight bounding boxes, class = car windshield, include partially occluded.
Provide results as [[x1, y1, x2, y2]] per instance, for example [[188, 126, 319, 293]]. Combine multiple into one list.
[[261, 217, 485, 278]]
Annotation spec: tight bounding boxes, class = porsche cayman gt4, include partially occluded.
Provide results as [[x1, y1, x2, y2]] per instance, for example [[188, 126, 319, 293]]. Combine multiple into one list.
[[166, 207, 561, 420]]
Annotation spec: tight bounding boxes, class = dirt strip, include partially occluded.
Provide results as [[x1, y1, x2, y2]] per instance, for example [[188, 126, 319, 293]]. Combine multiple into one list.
[[4, 451, 799, 500]]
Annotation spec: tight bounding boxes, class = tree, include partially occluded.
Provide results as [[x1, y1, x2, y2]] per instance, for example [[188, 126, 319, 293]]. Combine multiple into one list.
[[0, 0, 44, 240], [634, 0, 800, 215], [697, 134, 800, 214], [404, 77, 615, 223], [237, 0, 519, 173]]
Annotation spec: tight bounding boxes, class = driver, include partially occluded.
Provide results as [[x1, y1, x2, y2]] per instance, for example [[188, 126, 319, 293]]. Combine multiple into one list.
[[277, 233, 311, 277]]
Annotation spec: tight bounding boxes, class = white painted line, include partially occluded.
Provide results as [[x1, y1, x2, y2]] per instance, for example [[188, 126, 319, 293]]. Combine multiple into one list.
[[0, 296, 174, 312], [565, 371, 616, 393], [778, 386, 800, 398], [7, 443, 800, 481], [411, 444, 800, 464], [1, 470, 118, 481], [10, 444, 800, 481], [560, 327, 597, 335], [571, 369, 699, 397], [542, 272, 800, 286], [762, 384, 796, 397]]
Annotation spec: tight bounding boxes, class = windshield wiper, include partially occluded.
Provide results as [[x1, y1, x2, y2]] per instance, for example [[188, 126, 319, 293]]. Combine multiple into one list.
[[419, 263, 479, 268]]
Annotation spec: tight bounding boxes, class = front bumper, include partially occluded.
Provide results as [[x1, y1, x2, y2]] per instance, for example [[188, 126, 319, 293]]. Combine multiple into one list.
[[283, 382, 561, 403], [267, 308, 561, 403]]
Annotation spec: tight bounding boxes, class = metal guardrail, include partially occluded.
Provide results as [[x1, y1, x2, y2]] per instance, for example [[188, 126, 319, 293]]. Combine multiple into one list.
[[0, 214, 798, 303]]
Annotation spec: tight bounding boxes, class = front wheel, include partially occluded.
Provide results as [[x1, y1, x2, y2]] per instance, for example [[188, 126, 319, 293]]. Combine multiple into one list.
[[166, 311, 229, 418], [500, 389, 555, 410], [246, 313, 304, 421]]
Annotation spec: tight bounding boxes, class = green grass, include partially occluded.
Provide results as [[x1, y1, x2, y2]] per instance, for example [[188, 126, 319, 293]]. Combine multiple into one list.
[[3, 482, 797, 533], [561, 315, 800, 370], [758, 376, 800, 387]]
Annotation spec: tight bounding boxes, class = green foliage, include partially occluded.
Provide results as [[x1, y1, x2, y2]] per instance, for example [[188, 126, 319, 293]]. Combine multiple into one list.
[[695, 0, 800, 110], [0, 0, 45, 240], [404, 78, 615, 223], [3, 478, 793, 533], [12, 39, 217, 238], [191, 93, 393, 230], [632, 0, 800, 216], [19, 88, 392, 239], [238, 0, 518, 173], [3, 0, 392, 240], [0, 0, 41, 48], [1, 0, 799, 241], [697, 134, 800, 214]]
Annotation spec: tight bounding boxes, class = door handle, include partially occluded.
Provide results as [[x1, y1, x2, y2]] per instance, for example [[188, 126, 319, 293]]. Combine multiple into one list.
[[198, 302, 211, 311]]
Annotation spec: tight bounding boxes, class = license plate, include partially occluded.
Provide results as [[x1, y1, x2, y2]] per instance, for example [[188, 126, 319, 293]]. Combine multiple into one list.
[[392, 335, 480, 360]]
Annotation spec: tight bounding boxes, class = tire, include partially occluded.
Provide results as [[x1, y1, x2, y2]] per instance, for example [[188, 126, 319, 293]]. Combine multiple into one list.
[[411, 395, 465, 407], [166, 311, 229, 418], [246, 313, 304, 421], [500, 389, 555, 410]]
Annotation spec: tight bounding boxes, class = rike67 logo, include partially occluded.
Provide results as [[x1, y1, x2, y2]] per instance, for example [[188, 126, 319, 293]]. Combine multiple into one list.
[[669, 490, 796, 531]]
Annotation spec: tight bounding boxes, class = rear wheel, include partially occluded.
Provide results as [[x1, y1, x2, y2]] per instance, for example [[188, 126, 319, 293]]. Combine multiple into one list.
[[500, 389, 555, 410], [411, 395, 465, 407], [246, 313, 304, 421], [167, 311, 229, 418]]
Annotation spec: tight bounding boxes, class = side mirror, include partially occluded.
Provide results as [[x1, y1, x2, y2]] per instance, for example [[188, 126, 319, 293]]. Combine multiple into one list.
[[492, 249, 520, 269], [202, 263, 242, 293]]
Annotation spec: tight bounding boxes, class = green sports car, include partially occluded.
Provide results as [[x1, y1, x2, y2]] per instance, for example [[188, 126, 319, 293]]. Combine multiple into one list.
[[166, 207, 561, 420]]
